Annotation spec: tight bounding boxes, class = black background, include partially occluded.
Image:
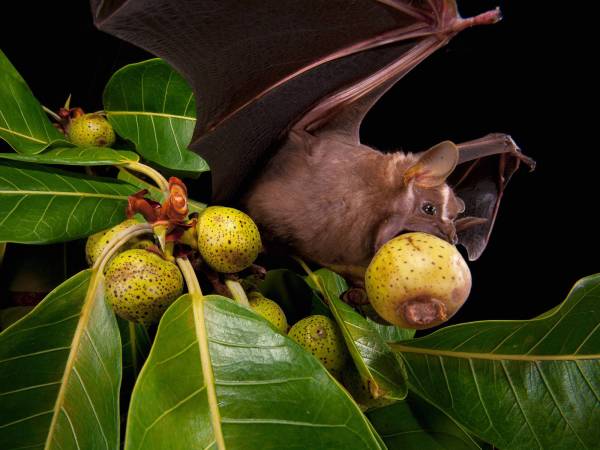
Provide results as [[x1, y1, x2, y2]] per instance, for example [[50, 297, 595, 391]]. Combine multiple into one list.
[[1, 1, 595, 325]]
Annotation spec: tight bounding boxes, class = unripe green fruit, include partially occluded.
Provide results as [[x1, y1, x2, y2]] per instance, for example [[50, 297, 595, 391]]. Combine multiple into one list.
[[85, 219, 140, 266], [105, 249, 183, 326], [365, 232, 471, 330], [196, 206, 262, 273], [67, 113, 116, 147], [288, 315, 348, 375], [248, 291, 288, 333]]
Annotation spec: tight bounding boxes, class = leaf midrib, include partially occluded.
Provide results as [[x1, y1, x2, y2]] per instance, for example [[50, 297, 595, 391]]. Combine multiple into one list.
[[106, 111, 195, 121], [1, 190, 129, 200], [0, 124, 47, 144], [393, 343, 599, 361], [45, 271, 103, 450]]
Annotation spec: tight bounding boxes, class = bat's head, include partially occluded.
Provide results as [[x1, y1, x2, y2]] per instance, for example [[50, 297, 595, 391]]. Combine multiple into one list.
[[374, 142, 471, 253]]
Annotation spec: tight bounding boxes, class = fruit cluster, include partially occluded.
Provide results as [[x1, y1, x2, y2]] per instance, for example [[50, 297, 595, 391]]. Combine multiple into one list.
[[84, 169, 471, 389]]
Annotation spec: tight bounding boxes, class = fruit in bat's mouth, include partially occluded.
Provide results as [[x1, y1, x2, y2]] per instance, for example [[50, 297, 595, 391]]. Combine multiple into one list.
[[365, 232, 471, 329]]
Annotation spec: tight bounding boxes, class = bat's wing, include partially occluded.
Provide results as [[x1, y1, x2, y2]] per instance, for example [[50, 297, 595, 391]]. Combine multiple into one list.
[[451, 134, 535, 260], [90, 0, 500, 203]]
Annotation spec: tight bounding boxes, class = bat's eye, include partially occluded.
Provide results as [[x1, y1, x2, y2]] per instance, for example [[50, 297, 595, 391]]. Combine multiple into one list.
[[422, 203, 437, 215]]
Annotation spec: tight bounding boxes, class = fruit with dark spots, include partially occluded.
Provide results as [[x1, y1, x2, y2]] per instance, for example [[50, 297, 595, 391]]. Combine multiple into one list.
[[248, 291, 288, 333], [196, 206, 262, 273], [105, 249, 183, 326], [288, 315, 348, 376], [365, 232, 471, 329], [85, 219, 142, 266], [67, 113, 116, 147]]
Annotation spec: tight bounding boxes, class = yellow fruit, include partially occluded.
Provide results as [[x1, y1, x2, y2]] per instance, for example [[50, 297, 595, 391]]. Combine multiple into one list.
[[67, 113, 116, 147], [85, 219, 140, 266], [365, 232, 471, 329], [105, 249, 183, 326], [288, 315, 348, 376], [248, 291, 288, 333], [196, 206, 262, 273]]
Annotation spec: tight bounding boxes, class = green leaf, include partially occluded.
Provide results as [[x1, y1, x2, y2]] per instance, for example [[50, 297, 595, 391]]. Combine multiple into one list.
[[367, 394, 481, 450], [0, 50, 67, 154], [0, 270, 121, 450], [0, 160, 138, 243], [125, 294, 382, 449], [0, 147, 139, 166], [257, 268, 331, 322], [307, 268, 408, 400], [103, 59, 208, 176], [368, 318, 415, 343], [392, 274, 600, 449]]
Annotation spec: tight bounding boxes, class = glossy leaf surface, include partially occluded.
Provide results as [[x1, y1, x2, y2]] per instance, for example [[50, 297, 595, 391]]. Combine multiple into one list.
[[367, 394, 481, 450], [0, 50, 66, 154], [0, 147, 139, 166], [0, 160, 137, 243], [393, 274, 600, 449], [126, 294, 382, 449], [0, 270, 121, 450], [103, 59, 208, 176]]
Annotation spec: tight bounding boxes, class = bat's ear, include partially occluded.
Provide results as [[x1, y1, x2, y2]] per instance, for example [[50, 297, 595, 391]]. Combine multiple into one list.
[[404, 141, 459, 187]]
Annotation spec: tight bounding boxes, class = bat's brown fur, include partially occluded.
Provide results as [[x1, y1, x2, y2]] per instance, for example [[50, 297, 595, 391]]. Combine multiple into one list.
[[243, 130, 465, 280]]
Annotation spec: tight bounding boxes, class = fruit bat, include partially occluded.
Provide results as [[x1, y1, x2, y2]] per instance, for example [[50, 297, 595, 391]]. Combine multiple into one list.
[[90, 0, 534, 280]]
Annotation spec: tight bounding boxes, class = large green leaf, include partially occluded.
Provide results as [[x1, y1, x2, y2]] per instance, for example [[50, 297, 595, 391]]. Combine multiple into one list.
[[0, 270, 121, 450], [367, 394, 482, 450], [0, 160, 137, 243], [125, 294, 382, 449], [0, 50, 66, 154], [392, 274, 600, 449], [0, 147, 139, 165], [307, 268, 408, 400], [103, 59, 208, 176]]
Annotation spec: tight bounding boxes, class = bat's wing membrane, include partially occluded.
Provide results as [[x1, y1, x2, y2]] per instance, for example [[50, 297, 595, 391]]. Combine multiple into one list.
[[91, 0, 492, 202], [91, 0, 530, 260], [451, 134, 535, 260]]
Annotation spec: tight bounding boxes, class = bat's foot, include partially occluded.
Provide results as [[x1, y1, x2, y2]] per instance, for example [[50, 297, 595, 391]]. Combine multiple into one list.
[[341, 287, 368, 306], [452, 7, 502, 33]]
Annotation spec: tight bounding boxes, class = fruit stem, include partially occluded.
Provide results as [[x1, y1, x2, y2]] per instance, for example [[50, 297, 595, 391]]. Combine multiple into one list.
[[93, 223, 153, 273], [293, 256, 327, 299], [123, 161, 170, 196], [42, 105, 62, 122], [176, 257, 226, 450], [224, 279, 250, 307]]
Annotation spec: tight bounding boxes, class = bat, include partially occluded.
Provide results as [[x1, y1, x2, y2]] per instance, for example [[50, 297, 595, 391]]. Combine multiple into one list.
[[90, 0, 534, 282]]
